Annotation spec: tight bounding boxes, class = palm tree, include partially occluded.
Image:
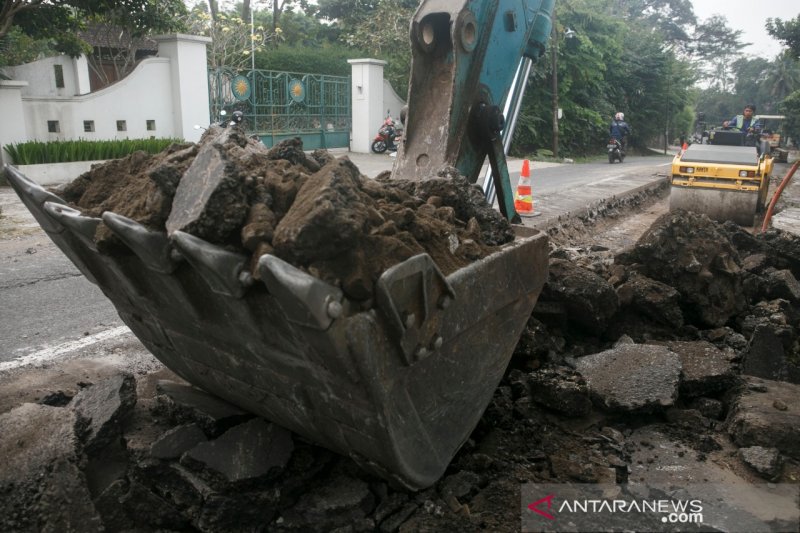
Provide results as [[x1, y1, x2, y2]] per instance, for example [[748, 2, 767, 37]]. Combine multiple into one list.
[[766, 52, 800, 104]]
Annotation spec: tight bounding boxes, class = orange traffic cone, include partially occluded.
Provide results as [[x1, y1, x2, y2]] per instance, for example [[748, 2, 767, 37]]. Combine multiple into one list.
[[514, 159, 539, 217]]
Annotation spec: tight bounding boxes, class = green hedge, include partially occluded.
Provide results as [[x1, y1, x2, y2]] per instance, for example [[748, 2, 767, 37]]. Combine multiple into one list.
[[255, 45, 355, 77], [3, 138, 184, 165]]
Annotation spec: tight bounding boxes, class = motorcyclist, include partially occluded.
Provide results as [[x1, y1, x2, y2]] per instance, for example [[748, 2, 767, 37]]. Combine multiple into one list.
[[382, 114, 398, 150], [609, 112, 631, 153]]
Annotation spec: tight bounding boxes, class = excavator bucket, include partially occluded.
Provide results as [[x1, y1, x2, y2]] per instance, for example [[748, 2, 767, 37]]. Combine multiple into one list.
[[670, 143, 773, 227], [5, 0, 556, 490], [6, 165, 548, 490]]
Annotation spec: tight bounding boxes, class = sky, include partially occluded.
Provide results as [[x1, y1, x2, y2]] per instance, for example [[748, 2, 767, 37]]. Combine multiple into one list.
[[691, 0, 800, 58]]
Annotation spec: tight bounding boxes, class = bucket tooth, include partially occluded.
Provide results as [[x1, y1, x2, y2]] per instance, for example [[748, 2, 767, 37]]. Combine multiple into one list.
[[6, 167, 99, 284], [4, 165, 67, 233], [42, 201, 101, 250], [102, 212, 177, 274], [170, 231, 250, 298], [376, 254, 455, 365], [258, 254, 344, 330]]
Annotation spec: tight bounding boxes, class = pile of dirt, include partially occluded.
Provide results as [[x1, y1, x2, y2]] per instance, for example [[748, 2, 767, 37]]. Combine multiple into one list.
[[59, 126, 513, 301]]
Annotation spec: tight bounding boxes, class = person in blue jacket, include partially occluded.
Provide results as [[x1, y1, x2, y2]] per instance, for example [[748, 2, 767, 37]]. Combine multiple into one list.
[[723, 104, 762, 133], [609, 112, 631, 152]]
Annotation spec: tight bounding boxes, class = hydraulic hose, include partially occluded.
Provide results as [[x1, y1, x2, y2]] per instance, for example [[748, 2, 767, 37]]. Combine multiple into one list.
[[761, 159, 800, 234]]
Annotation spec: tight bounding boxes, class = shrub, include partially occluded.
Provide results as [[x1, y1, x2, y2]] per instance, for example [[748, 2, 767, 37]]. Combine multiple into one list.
[[255, 45, 355, 77], [3, 138, 184, 165]]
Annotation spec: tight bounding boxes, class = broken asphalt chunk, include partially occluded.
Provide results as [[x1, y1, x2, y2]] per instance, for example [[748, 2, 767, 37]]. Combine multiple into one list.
[[71, 372, 137, 455], [155, 380, 252, 437], [666, 340, 738, 398], [182, 418, 294, 484], [726, 377, 800, 460], [575, 344, 681, 413], [738, 446, 783, 481]]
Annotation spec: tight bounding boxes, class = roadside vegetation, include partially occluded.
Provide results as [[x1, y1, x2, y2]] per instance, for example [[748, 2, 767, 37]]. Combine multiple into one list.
[[1, 0, 798, 160], [4, 139, 184, 165]]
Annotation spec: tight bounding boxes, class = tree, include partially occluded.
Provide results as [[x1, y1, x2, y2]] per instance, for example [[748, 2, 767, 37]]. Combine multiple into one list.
[[268, 0, 295, 36], [607, 0, 697, 49], [0, 26, 57, 68], [779, 90, 800, 144], [315, 0, 380, 26], [184, 7, 277, 70], [0, 0, 186, 58], [694, 87, 739, 127], [343, 0, 417, 93], [512, 0, 696, 157], [764, 54, 800, 108], [767, 15, 800, 59], [272, 8, 340, 47], [84, 2, 188, 86], [692, 15, 748, 91], [730, 57, 772, 109]]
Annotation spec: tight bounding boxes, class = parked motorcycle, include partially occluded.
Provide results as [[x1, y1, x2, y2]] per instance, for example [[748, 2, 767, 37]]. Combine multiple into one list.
[[220, 109, 244, 128], [371, 115, 401, 154], [193, 109, 245, 132], [607, 138, 625, 163]]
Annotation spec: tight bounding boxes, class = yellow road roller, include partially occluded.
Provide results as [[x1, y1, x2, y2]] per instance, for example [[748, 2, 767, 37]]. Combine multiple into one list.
[[670, 130, 773, 226]]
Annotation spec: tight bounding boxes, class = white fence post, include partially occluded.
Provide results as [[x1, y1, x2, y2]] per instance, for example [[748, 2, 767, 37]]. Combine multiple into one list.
[[0, 81, 29, 166], [348, 59, 388, 154]]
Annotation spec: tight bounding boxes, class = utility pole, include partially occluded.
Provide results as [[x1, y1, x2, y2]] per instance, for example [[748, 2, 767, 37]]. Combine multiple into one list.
[[551, 10, 559, 160], [250, 7, 256, 73]]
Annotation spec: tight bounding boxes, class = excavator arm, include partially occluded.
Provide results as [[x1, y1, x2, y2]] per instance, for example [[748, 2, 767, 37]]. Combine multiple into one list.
[[394, 0, 554, 222], [5, 0, 554, 490]]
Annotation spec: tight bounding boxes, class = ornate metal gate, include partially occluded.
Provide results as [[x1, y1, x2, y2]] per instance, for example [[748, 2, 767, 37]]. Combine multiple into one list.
[[209, 67, 351, 149]]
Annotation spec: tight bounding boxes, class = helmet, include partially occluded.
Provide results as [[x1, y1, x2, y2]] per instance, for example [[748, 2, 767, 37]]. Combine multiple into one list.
[[615, 112, 624, 121]]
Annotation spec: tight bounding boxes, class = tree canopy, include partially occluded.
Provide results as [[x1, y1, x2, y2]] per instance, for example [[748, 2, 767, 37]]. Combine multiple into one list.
[[767, 14, 800, 143], [767, 15, 800, 60], [0, 0, 186, 59]]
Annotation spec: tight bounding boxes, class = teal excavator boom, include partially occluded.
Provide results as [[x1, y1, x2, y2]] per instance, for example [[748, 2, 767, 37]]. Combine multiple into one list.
[[394, 0, 554, 223]]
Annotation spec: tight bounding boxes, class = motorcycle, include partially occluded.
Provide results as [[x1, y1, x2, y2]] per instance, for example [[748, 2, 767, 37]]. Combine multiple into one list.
[[371, 115, 401, 154], [193, 109, 245, 132], [607, 138, 625, 163]]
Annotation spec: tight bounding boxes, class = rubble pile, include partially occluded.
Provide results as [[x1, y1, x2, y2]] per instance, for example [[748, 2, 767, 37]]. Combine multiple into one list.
[[525, 210, 800, 383], [3, 147, 800, 530], [58, 127, 512, 301]]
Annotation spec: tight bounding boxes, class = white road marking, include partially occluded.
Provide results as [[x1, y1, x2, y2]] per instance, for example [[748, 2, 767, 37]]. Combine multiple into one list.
[[0, 326, 132, 372]]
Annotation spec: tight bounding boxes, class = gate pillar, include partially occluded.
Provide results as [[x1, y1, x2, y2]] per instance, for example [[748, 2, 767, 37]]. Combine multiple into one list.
[[155, 34, 212, 142]]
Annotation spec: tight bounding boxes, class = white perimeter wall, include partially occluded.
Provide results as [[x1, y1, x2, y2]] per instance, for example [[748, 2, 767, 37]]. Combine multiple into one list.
[[0, 34, 210, 166], [23, 58, 174, 141], [8, 55, 91, 97], [383, 79, 406, 127], [2, 44, 403, 165]]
